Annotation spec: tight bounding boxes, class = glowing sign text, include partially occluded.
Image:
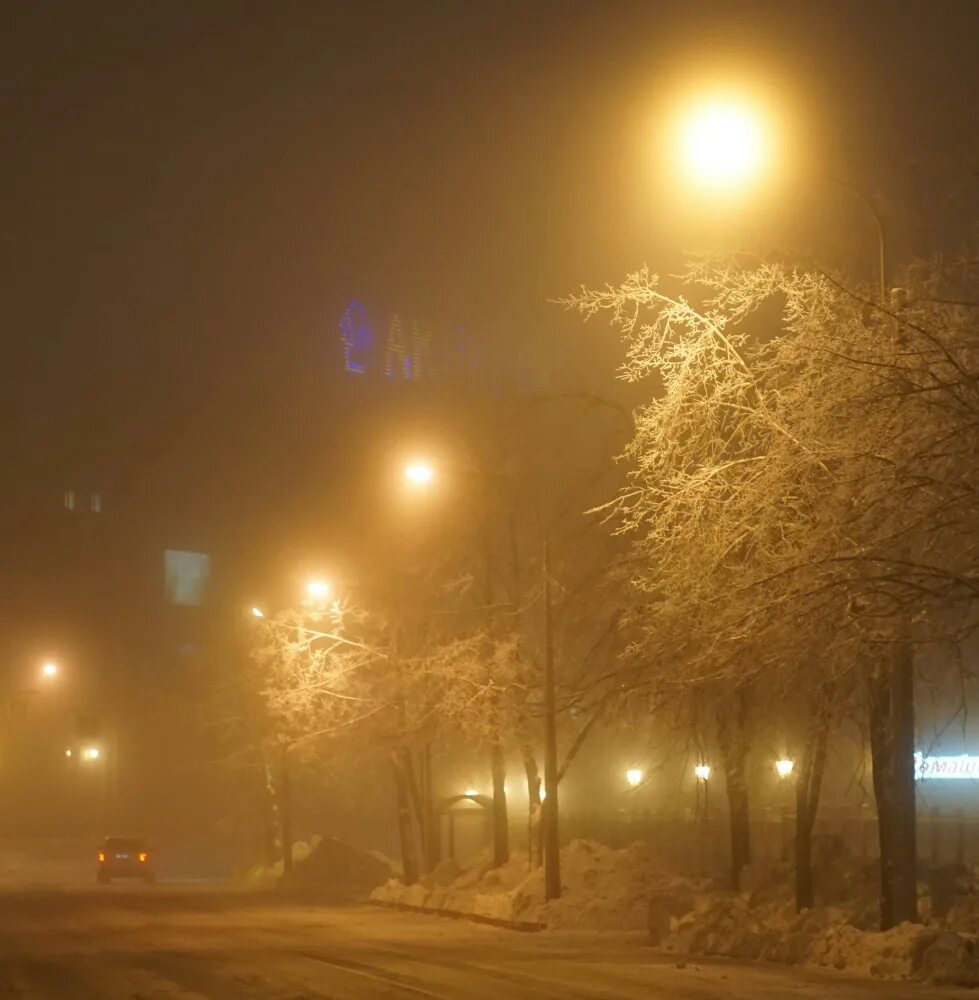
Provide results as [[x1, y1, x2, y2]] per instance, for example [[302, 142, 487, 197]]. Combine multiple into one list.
[[914, 753, 979, 781], [339, 300, 373, 374]]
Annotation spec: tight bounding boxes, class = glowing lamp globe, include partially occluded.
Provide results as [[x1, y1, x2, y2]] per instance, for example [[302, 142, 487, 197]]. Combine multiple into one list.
[[775, 758, 795, 779], [679, 98, 767, 190]]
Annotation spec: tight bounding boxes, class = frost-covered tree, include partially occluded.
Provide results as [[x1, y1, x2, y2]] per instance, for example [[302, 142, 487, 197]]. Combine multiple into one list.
[[246, 601, 383, 872], [566, 252, 979, 925]]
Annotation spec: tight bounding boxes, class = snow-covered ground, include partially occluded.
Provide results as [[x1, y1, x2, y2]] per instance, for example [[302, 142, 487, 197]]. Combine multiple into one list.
[[373, 838, 979, 986], [0, 883, 961, 998]]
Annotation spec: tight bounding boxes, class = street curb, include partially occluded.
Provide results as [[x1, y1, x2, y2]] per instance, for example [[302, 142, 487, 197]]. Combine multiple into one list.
[[368, 898, 545, 932]]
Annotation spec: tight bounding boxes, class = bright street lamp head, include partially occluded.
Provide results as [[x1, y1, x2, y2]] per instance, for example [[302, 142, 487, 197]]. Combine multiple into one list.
[[695, 763, 711, 782], [404, 461, 435, 487], [775, 758, 795, 779], [305, 579, 331, 602], [625, 768, 643, 788], [678, 97, 768, 190], [83, 746, 101, 762], [251, 607, 265, 619], [41, 662, 59, 679], [463, 788, 479, 798]]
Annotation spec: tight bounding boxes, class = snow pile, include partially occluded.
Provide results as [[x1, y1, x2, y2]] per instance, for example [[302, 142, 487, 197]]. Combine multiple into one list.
[[245, 836, 395, 895], [372, 839, 701, 931], [660, 861, 979, 986], [373, 838, 979, 984]]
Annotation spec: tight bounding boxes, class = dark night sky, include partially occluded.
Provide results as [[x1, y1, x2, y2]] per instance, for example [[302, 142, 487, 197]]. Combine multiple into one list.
[[1, 0, 977, 500]]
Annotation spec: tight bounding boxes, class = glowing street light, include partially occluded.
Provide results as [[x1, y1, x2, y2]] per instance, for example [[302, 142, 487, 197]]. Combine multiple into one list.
[[625, 768, 644, 788], [305, 579, 332, 602], [64, 748, 73, 758], [775, 758, 795, 779], [695, 763, 711, 782], [404, 460, 435, 488], [82, 746, 101, 762], [677, 95, 770, 191], [250, 606, 265, 619], [40, 662, 59, 680], [463, 788, 479, 798]]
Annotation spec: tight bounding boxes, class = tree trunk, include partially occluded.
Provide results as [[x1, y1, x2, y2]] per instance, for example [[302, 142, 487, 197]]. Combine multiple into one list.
[[795, 691, 831, 912], [542, 539, 561, 900], [890, 644, 918, 924], [421, 743, 441, 873], [262, 780, 277, 868], [718, 688, 752, 891], [522, 745, 543, 868], [726, 775, 751, 890], [391, 747, 420, 886], [868, 646, 918, 930], [277, 747, 294, 875], [490, 742, 510, 867], [402, 745, 431, 876]]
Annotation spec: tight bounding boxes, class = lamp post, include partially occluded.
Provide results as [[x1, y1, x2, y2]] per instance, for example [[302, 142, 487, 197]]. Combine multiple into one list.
[[675, 95, 888, 303], [401, 455, 562, 896], [674, 88, 909, 921]]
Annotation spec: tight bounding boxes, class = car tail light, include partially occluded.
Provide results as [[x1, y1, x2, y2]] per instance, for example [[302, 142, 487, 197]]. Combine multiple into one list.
[[98, 852, 105, 862], [138, 852, 148, 863]]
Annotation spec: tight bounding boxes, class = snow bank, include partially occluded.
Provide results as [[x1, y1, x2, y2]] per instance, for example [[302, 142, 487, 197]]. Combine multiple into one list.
[[661, 859, 979, 986], [245, 835, 395, 895], [372, 839, 979, 985], [372, 839, 702, 932]]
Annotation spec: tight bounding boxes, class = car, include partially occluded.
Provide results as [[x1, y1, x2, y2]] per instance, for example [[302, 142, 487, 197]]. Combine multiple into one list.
[[96, 837, 155, 884]]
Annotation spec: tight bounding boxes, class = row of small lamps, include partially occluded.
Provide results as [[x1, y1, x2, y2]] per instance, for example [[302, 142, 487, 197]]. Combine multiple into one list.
[[459, 759, 796, 799]]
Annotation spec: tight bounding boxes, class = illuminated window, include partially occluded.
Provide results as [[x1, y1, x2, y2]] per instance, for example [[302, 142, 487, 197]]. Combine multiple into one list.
[[63, 490, 75, 511], [164, 550, 211, 607], [90, 493, 102, 513]]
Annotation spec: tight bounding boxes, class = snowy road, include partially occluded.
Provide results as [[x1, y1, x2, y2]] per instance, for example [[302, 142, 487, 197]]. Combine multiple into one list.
[[0, 886, 963, 998]]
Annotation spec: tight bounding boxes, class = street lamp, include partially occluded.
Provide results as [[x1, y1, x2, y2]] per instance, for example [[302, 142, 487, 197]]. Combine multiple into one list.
[[677, 95, 770, 191], [626, 768, 644, 788], [305, 579, 332, 602], [393, 448, 561, 899], [775, 758, 795, 779], [404, 460, 435, 488], [82, 746, 101, 762], [463, 788, 479, 798], [695, 763, 711, 782], [40, 662, 59, 680], [672, 90, 886, 303], [250, 606, 265, 619]]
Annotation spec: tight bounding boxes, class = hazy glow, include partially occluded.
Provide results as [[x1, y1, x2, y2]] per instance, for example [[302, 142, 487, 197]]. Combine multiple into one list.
[[306, 579, 332, 601], [404, 461, 435, 487], [678, 97, 768, 189], [625, 768, 643, 788], [464, 788, 479, 797], [694, 763, 711, 782], [251, 606, 265, 618], [83, 746, 101, 762], [775, 758, 795, 778], [64, 748, 72, 758], [41, 662, 59, 679]]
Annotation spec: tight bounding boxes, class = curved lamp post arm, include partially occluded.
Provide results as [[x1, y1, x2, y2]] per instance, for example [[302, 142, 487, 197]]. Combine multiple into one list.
[[820, 172, 887, 305]]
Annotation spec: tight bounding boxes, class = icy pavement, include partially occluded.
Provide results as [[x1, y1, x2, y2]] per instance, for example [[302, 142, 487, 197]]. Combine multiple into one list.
[[0, 885, 966, 998]]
